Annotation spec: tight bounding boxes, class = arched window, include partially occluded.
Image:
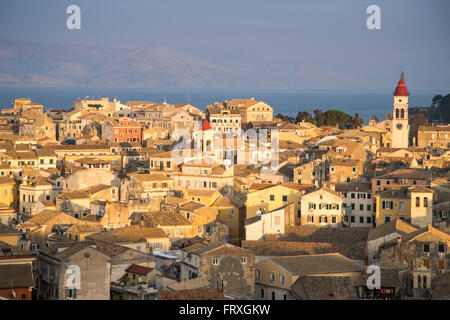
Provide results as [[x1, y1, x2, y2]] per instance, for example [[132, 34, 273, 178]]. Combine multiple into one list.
[[416, 197, 420, 207], [395, 108, 400, 118], [424, 197, 428, 207], [423, 275, 427, 289], [417, 275, 421, 288], [401, 109, 405, 118]]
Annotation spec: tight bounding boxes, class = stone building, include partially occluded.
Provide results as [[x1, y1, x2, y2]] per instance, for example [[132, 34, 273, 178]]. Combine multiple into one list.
[[38, 242, 111, 300], [379, 225, 450, 298], [179, 242, 255, 299], [417, 125, 450, 149]]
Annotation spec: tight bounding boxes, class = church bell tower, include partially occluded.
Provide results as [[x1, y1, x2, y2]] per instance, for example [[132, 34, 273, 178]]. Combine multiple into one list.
[[391, 72, 409, 148]]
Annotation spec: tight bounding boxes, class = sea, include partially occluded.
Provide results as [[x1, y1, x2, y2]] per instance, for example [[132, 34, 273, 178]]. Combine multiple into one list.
[[0, 86, 443, 124]]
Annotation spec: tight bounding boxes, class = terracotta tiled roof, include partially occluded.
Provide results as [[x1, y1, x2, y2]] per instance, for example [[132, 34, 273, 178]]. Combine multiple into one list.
[[87, 225, 168, 244], [292, 275, 357, 300], [270, 225, 369, 243], [243, 240, 366, 260], [0, 264, 34, 289], [0, 223, 21, 235], [402, 225, 450, 242], [0, 241, 35, 258], [268, 253, 362, 275], [367, 219, 417, 241], [135, 211, 191, 227], [126, 263, 153, 275]]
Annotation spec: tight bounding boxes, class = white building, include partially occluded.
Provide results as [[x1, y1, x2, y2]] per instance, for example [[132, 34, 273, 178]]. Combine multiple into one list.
[[335, 183, 373, 228]]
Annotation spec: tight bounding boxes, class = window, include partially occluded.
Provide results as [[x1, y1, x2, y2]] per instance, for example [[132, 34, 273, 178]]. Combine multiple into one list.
[[424, 197, 428, 207], [382, 201, 393, 210], [360, 216, 364, 223], [331, 216, 336, 223], [67, 288, 77, 299], [416, 197, 420, 207], [424, 244, 430, 252], [367, 216, 372, 223], [367, 193, 371, 199], [260, 288, 265, 299], [360, 204, 364, 211], [270, 194, 275, 201], [270, 272, 275, 282], [399, 202, 405, 210], [352, 167, 356, 173], [351, 193, 355, 199], [330, 167, 335, 172], [376, 180, 380, 186], [256, 269, 261, 280], [438, 243, 445, 253], [272, 291, 275, 300], [351, 216, 355, 223], [282, 195, 288, 202], [367, 204, 371, 211], [307, 215, 314, 223], [385, 216, 391, 223], [280, 274, 285, 285], [241, 257, 247, 264], [213, 257, 219, 265]]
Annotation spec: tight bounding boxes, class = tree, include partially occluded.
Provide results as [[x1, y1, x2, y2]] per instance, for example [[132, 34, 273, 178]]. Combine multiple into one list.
[[295, 111, 313, 124], [118, 273, 131, 300], [431, 95, 443, 108], [350, 113, 364, 129], [409, 113, 429, 146], [312, 109, 323, 126], [275, 113, 294, 123]]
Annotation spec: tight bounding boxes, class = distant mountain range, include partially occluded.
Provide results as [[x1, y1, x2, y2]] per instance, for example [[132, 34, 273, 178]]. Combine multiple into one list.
[[0, 37, 262, 88]]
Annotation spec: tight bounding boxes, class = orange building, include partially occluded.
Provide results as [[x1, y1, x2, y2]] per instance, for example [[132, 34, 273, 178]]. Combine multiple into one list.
[[113, 118, 142, 143]]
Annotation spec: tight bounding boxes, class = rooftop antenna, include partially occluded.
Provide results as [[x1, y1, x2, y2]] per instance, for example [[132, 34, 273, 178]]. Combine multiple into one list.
[[400, 71, 405, 81]]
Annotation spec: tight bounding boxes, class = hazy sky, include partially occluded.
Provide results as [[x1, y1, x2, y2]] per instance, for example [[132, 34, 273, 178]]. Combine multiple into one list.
[[0, 0, 449, 91]]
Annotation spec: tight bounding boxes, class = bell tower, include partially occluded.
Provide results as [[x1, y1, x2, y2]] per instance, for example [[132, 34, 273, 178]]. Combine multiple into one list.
[[391, 72, 409, 148]]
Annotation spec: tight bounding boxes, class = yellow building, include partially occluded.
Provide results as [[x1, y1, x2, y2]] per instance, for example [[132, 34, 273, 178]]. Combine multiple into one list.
[[211, 197, 241, 244], [225, 98, 273, 123], [0, 223, 22, 246], [246, 183, 315, 220], [184, 189, 220, 206], [375, 186, 433, 228], [66, 223, 105, 241], [375, 189, 411, 226], [0, 176, 17, 224]]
